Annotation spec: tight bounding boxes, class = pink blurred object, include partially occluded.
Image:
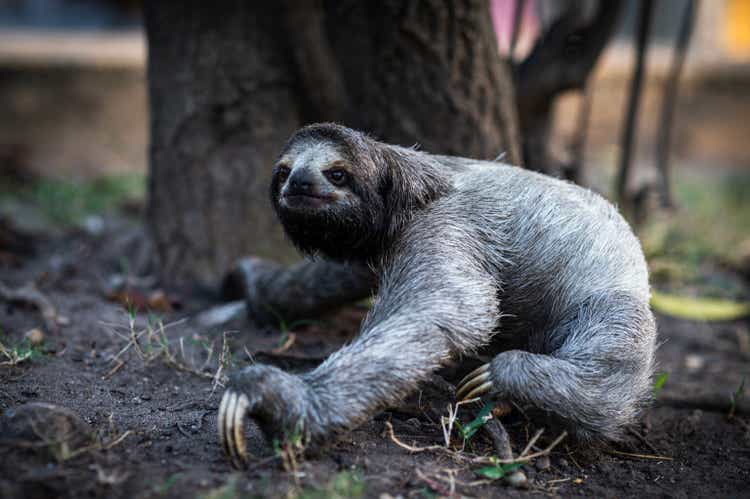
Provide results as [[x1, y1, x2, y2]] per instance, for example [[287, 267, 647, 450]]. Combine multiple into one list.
[[490, 0, 540, 58]]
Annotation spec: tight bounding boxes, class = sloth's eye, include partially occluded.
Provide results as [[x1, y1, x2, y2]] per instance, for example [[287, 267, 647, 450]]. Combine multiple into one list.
[[275, 165, 290, 183], [324, 168, 347, 186]]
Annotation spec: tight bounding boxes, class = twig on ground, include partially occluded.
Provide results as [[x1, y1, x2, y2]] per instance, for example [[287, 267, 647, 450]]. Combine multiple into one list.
[[415, 469, 452, 496], [565, 445, 584, 471], [0, 281, 59, 333], [547, 477, 572, 485], [473, 431, 568, 464], [63, 429, 133, 461], [101, 430, 133, 450], [607, 449, 673, 461], [628, 427, 661, 455], [385, 421, 445, 454], [520, 428, 544, 458], [384, 420, 568, 465], [102, 358, 126, 380]]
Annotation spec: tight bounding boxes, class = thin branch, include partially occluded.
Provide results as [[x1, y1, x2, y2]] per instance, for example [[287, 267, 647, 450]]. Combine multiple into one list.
[[385, 421, 445, 453], [567, 83, 593, 183], [656, 0, 698, 208], [479, 431, 568, 464], [616, 0, 655, 208], [520, 428, 544, 457], [607, 449, 673, 461], [384, 420, 567, 465]]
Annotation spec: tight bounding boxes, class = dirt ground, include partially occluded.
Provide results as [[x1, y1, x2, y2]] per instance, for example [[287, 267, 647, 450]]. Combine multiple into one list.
[[1, 218, 749, 499]]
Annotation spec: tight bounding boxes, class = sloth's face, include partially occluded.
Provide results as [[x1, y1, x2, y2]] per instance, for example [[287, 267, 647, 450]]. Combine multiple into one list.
[[272, 141, 355, 213], [270, 139, 385, 261]]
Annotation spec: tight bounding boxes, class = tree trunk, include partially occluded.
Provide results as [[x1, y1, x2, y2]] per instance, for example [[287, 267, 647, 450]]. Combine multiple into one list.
[[146, 0, 520, 288]]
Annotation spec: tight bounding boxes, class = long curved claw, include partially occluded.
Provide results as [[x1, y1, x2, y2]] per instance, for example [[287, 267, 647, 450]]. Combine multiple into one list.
[[456, 363, 492, 401], [233, 393, 250, 465], [461, 381, 493, 401], [218, 390, 232, 457], [218, 390, 250, 469]]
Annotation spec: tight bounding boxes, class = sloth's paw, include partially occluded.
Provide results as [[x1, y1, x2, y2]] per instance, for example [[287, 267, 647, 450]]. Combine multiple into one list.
[[455, 363, 493, 401], [455, 363, 514, 419], [218, 364, 315, 469]]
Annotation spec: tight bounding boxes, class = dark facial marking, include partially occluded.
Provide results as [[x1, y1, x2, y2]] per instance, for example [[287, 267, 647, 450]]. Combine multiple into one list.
[[275, 164, 291, 184], [323, 167, 348, 187]]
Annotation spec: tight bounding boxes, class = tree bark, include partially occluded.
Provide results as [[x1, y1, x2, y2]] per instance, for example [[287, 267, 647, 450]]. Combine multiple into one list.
[[146, 0, 521, 287]]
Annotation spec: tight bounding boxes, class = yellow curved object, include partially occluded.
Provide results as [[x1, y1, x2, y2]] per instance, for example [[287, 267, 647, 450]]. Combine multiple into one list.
[[650, 291, 750, 321]]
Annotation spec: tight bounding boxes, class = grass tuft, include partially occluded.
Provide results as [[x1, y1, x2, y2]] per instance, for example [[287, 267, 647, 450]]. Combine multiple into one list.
[[0, 337, 47, 366], [0, 173, 145, 226]]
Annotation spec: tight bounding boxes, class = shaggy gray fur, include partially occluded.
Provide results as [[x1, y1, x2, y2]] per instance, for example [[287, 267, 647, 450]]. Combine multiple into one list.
[[225, 123, 657, 444]]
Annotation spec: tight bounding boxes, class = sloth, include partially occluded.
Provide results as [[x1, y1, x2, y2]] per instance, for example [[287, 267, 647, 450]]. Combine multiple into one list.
[[218, 123, 656, 469]]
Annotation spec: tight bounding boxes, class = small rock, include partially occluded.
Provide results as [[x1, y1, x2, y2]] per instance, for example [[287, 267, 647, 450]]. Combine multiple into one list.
[[559, 458, 569, 467], [535, 455, 551, 470], [194, 301, 246, 327], [505, 470, 529, 489], [24, 328, 45, 346], [56, 315, 71, 327], [0, 403, 94, 461], [684, 354, 704, 371], [82, 215, 105, 236]]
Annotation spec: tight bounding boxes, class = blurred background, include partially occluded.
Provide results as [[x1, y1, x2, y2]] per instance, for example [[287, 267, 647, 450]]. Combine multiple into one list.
[[0, 3, 748, 497], [0, 0, 748, 306]]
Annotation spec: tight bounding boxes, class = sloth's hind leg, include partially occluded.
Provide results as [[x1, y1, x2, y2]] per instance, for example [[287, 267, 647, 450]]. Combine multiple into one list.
[[457, 292, 657, 441]]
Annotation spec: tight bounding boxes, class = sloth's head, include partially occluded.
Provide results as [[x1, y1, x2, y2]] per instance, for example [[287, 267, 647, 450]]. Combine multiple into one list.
[[270, 123, 450, 262]]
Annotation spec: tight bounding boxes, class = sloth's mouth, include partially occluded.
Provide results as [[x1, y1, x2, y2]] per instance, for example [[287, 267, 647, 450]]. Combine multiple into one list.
[[284, 192, 329, 200], [281, 192, 334, 209]]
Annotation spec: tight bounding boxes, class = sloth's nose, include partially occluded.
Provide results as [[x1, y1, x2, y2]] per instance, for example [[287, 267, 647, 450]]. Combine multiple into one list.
[[288, 170, 314, 193], [291, 179, 311, 191]]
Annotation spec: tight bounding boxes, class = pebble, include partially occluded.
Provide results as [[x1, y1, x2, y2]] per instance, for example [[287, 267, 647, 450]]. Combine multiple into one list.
[[24, 328, 45, 346], [684, 354, 704, 370], [82, 215, 105, 236], [0, 403, 93, 460], [505, 470, 529, 489]]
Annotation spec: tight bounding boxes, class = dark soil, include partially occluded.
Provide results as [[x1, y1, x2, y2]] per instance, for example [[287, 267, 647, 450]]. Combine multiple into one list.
[[1, 219, 749, 499]]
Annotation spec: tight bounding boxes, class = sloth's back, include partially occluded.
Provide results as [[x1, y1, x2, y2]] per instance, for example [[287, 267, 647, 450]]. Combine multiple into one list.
[[440, 161, 650, 332]]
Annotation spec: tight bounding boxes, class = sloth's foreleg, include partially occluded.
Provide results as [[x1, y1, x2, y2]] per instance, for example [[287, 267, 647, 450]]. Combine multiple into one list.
[[222, 257, 377, 325], [219, 237, 499, 467], [456, 292, 656, 441]]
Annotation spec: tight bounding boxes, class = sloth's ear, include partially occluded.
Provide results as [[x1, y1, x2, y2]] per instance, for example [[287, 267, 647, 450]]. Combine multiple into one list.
[[378, 147, 451, 214]]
